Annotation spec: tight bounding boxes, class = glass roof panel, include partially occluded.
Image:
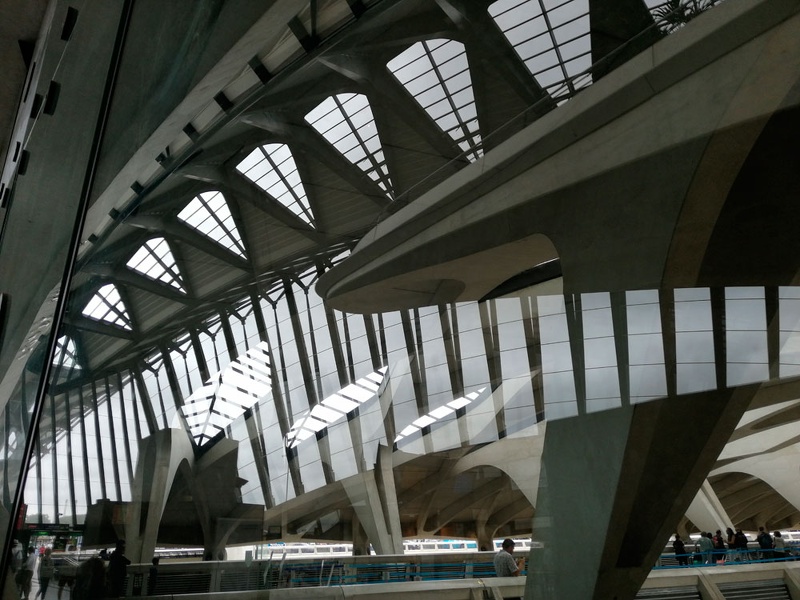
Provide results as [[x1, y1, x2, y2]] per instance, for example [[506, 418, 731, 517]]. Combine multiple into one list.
[[305, 94, 394, 198], [322, 394, 359, 413], [310, 404, 344, 423], [177, 190, 246, 258], [236, 143, 314, 227], [181, 341, 272, 445], [394, 387, 486, 442], [489, 0, 591, 101], [286, 368, 387, 448], [82, 283, 133, 330], [53, 335, 80, 370], [126, 237, 186, 292], [388, 39, 483, 162]]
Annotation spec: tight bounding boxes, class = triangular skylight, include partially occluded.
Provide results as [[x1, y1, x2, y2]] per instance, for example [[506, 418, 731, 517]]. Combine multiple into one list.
[[394, 388, 485, 442], [82, 283, 132, 330], [236, 143, 314, 226], [286, 367, 387, 448], [489, 0, 592, 100], [126, 237, 186, 292], [304, 94, 393, 197], [177, 191, 246, 258], [53, 335, 80, 370], [181, 341, 273, 446], [388, 39, 482, 161]]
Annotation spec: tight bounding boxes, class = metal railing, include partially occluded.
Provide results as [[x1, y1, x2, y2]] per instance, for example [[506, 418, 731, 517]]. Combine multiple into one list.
[[655, 545, 800, 569], [114, 550, 528, 596]]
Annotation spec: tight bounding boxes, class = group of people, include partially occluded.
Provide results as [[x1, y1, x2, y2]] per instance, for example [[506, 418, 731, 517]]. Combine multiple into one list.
[[755, 526, 789, 560], [72, 539, 131, 600], [10, 542, 54, 600], [672, 526, 792, 565], [9, 538, 134, 600]]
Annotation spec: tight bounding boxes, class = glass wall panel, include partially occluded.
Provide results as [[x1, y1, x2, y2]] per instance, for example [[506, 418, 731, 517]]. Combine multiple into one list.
[[13, 275, 799, 572], [779, 287, 800, 377], [674, 288, 716, 394], [726, 288, 768, 386]]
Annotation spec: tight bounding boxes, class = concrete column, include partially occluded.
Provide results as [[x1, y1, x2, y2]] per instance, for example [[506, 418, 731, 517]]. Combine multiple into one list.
[[191, 437, 249, 561], [476, 526, 494, 553], [351, 514, 370, 556], [342, 445, 403, 555], [686, 480, 734, 534], [526, 385, 755, 600], [124, 429, 194, 563]]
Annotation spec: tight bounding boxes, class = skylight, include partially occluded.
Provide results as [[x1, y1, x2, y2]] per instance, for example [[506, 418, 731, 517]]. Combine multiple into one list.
[[304, 94, 393, 197], [388, 39, 482, 161], [394, 388, 485, 442], [177, 191, 246, 258], [285, 367, 387, 448], [82, 283, 133, 330], [489, 0, 592, 100], [643, 0, 717, 33], [236, 143, 314, 226], [126, 237, 186, 292], [181, 341, 273, 446], [53, 335, 80, 370]]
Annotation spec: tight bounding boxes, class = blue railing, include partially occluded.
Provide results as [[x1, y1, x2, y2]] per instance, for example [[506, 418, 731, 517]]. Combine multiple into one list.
[[655, 546, 800, 569], [277, 559, 526, 588]]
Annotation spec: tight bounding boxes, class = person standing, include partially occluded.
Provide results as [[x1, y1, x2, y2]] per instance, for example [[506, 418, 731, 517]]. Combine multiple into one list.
[[107, 539, 131, 598], [756, 527, 773, 560], [712, 530, 726, 563], [773, 531, 786, 560], [34, 548, 54, 599], [19, 546, 37, 600], [725, 527, 736, 561], [147, 557, 160, 595], [73, 556, 106, 600], [734, 529, 749, 561], [696, 533, 714, 564], [672, 534, 689, 566], [493, 539, 525, 577]]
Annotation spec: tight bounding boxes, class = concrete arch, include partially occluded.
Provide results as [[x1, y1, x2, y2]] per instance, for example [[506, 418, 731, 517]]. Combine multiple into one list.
[[711, 453, 800, 530]]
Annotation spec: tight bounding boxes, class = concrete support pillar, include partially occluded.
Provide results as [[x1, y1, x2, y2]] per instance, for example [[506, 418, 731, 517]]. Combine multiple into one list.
[[124, 429, 194, 563], [191, 438, 246, 561], [352, 514, 370, 556], [686, 480, 734, 534], [476, 524, 494, 553], [526, 385, 755, 600], [342, 445, 403, 555]]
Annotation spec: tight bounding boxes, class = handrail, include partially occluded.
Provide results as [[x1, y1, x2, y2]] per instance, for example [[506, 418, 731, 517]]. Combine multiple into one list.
[[654, 546, 800, 569]]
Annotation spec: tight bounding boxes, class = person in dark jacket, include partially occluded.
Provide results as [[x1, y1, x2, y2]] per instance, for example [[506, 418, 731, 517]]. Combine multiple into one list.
[[672, 534, 689, 566], [107, 539, 131, 597], [712, 530, 726, 563], [73, 557, 106, 600], [734, 529, 749, 561], [148, 556, 160, 595], [756, 527, 773, 560]]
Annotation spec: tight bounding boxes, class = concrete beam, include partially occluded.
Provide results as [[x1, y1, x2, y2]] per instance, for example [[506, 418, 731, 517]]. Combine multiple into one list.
[[318, 0, 800, 313]]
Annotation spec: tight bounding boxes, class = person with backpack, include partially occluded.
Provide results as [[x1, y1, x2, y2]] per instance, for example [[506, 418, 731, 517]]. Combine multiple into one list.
[[756, 527, 773, 560], [734, 529, 749, 561]]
